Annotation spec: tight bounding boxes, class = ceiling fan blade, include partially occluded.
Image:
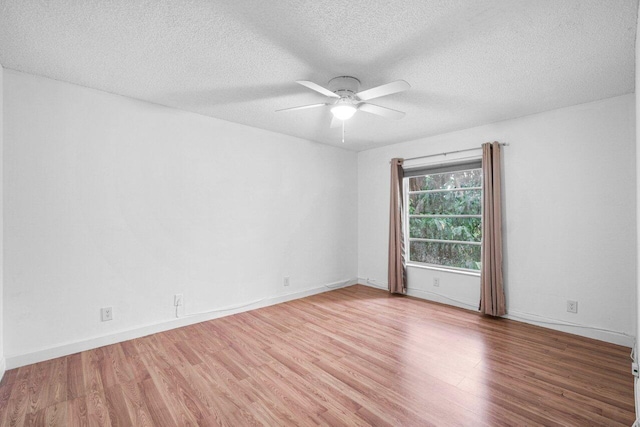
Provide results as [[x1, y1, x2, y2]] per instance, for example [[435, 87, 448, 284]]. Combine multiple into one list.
[[276, 103, 326, 112], [356, 80, 411, 101], [296, 81, 340, 98], [358, 103, 406, 120]]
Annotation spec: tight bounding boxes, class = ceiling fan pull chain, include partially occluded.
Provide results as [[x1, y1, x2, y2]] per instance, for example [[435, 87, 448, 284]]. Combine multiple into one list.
[[342, 121, 345, 143]]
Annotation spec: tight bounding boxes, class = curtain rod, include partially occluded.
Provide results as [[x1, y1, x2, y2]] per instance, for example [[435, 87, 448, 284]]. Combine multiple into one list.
[[395, 142, 509, 163]]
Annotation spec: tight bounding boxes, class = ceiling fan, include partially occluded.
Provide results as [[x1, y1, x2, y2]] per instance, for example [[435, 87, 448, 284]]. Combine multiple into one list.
[[277, 76, 410, 133]]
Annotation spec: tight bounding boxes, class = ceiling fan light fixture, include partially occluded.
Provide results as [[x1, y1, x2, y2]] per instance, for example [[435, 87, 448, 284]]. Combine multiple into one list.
[[331, 102, 357, 121]]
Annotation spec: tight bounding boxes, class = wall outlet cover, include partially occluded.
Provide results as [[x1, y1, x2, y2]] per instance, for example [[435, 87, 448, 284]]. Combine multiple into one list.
[[101, 307, 113, 321]]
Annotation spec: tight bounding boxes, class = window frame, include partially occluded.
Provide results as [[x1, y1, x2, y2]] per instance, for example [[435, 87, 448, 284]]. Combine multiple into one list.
[[403, 159, 483, 275]]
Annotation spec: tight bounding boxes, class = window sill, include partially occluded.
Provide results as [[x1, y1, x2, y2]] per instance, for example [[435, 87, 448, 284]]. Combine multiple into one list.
[[406, 262, 481, 277]]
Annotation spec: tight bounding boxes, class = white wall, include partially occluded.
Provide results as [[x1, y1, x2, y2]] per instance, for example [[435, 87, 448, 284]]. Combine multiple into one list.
[[635, 1, 640, 418], [359, 94, 636, 346], [0, 64, 4, 379], [3, 70, 358, 367]]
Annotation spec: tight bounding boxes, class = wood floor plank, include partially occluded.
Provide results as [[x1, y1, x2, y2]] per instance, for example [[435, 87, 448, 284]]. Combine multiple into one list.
[[100, 345, 134, 389], [460, 371, 630, 427], [138, 353, 201, 426], [43, 357, 67, 408], [26, 361, 49, 415], [137, 378, 180, 427], [66, 353, 85, 401], [1, 386, 28, 426], [238, 375, 305, 426], [103, 385, 133, 427], [0, 285, 635, 426], [120, 348, 150, 384], [84, 389, 111, 427], [66, 396, 89, 426], [177, 364, 238, 427], [24, 401, 68, 426], [196, 352, 260, 407], [117, 380, 154, 427], [265, 358, 372, 427]]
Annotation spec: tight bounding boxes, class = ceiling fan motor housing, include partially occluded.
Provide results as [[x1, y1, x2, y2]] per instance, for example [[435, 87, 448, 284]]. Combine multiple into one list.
[[329, 76, 361, 99]]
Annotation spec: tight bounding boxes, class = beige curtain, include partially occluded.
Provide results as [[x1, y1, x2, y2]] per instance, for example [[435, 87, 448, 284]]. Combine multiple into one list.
[[479, 142, 506, 316], [388, 158, 407, 294]]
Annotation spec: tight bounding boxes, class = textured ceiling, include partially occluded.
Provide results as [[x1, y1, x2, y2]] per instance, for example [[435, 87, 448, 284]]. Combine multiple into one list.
[[0, 0, 637, 151]]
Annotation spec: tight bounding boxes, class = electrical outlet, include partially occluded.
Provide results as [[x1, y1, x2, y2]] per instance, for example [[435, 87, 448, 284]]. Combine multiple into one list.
[[284, 276, 290, 287], [174, 294, 183, 306], [567, 300, 578, 313], [101, 307, 113, 321], [433, 277, 440, 287]]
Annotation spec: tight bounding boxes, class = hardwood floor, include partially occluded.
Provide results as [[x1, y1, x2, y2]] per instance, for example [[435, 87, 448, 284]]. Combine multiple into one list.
[[0, 284, 635, 426]]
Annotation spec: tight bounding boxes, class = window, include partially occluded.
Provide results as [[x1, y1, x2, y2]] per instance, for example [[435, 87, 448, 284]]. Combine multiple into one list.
[[404, 160, 482, 272]]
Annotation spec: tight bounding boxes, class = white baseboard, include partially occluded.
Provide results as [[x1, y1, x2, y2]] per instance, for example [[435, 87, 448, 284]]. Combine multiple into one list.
[[358, 277, 634, 347], [504, 311, 634, 347], [406, 287, 479, 312], [359, 278, 387, 290], [6, 279, 358, 369], [359, 277, 479, 311]]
